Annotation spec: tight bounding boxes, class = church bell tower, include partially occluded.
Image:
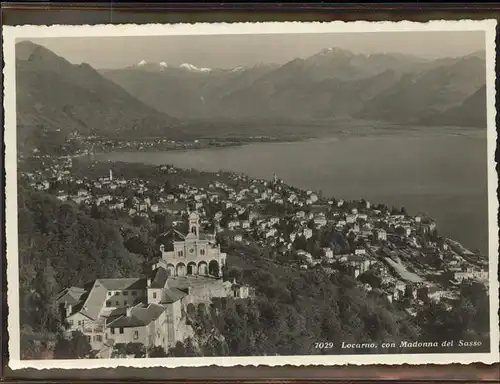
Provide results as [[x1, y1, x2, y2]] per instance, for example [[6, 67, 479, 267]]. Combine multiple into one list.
[[188, 211, 200, 238]]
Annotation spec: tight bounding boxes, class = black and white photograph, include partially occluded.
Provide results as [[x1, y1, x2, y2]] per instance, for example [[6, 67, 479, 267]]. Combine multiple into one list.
[[4, 21, 499, 369]]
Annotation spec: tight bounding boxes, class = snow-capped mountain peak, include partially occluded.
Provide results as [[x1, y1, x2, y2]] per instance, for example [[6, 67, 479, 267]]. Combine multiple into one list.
[[317, 47, 354, 57], [231, 66, 245, 73], [179, 63, 212, 72]]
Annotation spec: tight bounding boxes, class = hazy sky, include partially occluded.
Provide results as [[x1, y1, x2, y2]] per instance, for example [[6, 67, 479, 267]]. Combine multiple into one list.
[[24, 31, 485, 70]]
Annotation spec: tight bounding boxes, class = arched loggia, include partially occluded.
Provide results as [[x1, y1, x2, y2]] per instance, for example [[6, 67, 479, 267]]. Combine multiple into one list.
[[176, 263, 186, 277], [208, 260, 220, 277], [187, 262, 197, 275], [198, 261, 208, 275]]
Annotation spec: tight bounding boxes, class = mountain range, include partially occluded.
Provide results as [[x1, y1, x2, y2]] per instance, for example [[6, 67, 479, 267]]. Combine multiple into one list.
[[101, 47, 487, 126], [419, 85, 487, 127], [15, 41, 487, 149], [15, 41, 180, 151]]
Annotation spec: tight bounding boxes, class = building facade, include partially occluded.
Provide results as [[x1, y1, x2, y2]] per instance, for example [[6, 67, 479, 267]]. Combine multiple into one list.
[[56, 262, 247, 356], [160, 212, 227, 278], [54, 213, 252, 357]]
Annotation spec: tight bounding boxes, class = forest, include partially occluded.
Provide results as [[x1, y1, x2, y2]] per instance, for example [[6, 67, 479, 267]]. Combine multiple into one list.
[[171, 247, 491, 356], [17, 185, 145, 359], [165, 239, 491, 356]]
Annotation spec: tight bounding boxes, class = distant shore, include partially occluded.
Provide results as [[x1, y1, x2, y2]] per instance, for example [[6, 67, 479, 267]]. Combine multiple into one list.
[[81, 123, 486, 157]]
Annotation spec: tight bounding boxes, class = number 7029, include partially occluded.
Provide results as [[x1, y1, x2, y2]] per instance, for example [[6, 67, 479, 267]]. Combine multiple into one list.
[[314, 342, 334, 349]]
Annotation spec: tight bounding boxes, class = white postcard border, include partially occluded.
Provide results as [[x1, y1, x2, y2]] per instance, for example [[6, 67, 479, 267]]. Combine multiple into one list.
[[3, 20, 499, 370]]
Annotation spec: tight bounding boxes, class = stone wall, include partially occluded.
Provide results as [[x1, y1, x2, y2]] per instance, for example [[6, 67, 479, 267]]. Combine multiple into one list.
[[186, 281, 232, 306]]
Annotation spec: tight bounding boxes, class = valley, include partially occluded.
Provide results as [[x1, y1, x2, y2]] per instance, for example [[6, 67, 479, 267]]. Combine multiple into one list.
[[16, 41, 487, 158], [12, 31, 493, 362]]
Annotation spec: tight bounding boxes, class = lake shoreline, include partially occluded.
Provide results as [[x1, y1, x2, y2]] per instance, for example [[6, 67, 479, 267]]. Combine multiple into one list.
[[94, 130, 488, 255], [90, 124, 487, 156]]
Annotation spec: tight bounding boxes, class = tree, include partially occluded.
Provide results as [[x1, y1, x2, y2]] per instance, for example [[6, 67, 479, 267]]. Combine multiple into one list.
[[358, 270, 382, 289], [37, 259, 59, 301], [133, 215, 149, 228], [127, 342, 146, 358], [18, 188, 146, 347], [164, 180, 173, 194], [293, 235, 308, 251], [149, 346, 168, 357], [395, 226, 406, 236], [226, 267, 243, 282], [90, 203, 102, 220], [457, 282, 489, 337], [153, 213, 169, 232], [20, 327, 45, 360], [53, 331, 92, 359], [429, 229, 439, 243], [124, 197, 134, 209], [111, 342, 146, 358], [168, 339, 198, 357], [124, 236, 148, 255]]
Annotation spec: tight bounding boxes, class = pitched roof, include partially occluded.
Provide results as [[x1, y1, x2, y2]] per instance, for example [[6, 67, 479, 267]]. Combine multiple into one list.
[[70, 278, 146, 321], [161, 287, 188, 304], [106, 315, 144, 328], [198, 231, 213, 241], [106, 303, 166, 328], [132, 303, 165, 324], [55, 286, 86, 305], [310, 205, 329, 213], [164, 202, 186, 212], [160, 228, 186, 242], [73, 280, 107, 320], [346, 255, 369, 263], [149, 267, 169, 289], [220, 229, 244, 237], [107, 307, 127, 317], [105, 307, 128, 324], [98, 278, 147, 291]]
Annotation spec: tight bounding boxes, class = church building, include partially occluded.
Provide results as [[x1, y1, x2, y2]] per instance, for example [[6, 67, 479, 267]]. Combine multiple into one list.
[[159, 211, 227, 278]]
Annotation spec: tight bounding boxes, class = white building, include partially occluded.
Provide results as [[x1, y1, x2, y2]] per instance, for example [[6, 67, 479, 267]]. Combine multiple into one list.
[[454, 268, 489, 283], [303, 228, 313, 240], [377, 229, 387, 241], [323, 248, 334, 260], [314, 213, 327, 228], [160, 212, 226, 277], [346, 214, 357, 224]]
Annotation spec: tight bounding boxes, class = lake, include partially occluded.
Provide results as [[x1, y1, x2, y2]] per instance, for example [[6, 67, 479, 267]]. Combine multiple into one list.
[[97, 127, 489, 255]]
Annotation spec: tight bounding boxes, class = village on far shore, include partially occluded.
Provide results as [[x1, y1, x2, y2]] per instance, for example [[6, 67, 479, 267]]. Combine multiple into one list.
[[19, 154, 489, 358]]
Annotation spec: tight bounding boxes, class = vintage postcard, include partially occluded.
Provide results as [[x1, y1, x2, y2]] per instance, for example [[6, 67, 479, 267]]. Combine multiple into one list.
[[3, 20, 499, 370]]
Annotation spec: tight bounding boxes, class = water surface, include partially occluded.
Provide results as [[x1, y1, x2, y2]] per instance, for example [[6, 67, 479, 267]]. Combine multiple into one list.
[[97, 128, 489, 254]]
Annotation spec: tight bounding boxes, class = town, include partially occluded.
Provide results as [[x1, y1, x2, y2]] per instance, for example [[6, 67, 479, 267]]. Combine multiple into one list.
[[25, 131, 291, 158], [19, 153, 490, 358]]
